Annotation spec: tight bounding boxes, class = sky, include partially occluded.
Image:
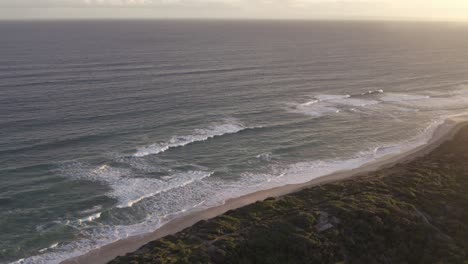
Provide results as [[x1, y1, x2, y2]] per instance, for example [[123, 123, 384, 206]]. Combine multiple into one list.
[[1, 0, 468, 21]]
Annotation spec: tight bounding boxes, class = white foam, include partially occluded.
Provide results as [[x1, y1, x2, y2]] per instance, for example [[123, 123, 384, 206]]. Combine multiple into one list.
[[134, 121, 247, 157], [330, 97, 381, 107], [256, 152, 272, 162], [120, 170, 213, 208], [295, 104, 341, 117], [380, 93, 431, 102], [294, 94, 381, 117], [315, 94, 351, 101], [300, 99, 319, 106], [361, 89, 384, 95], [296, 88, 468, 118], [450, 85, 468, 95], [38, 243, 59, 253], [295, 89, 468, 118], [379, 90, 468, 111], [62, 163, 213, 209], [78, 212, 102, 224]]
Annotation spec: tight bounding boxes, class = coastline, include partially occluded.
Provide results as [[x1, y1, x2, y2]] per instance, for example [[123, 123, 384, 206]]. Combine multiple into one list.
[[63, 114, 468, 264]]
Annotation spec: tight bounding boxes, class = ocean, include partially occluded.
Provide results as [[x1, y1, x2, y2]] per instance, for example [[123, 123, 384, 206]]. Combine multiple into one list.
[[1, 20, 468, 264]]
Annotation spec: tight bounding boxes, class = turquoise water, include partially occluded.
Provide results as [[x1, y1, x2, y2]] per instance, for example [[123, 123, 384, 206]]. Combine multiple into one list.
[[1, 21, 468, 263]]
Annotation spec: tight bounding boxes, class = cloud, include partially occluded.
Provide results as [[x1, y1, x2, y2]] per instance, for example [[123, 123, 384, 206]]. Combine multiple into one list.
[[0, 0, 377, 8], [0, 0, 87, 8], [83, 0, 151, 5], [0, 0, 466, 20], [0, 0, 240, 8]]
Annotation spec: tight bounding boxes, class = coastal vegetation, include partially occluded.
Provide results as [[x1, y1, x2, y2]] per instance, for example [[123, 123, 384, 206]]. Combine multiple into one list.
[[110, 126, 468, 264]]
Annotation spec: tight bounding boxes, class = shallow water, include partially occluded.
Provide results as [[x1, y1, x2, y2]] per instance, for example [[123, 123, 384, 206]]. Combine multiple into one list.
[[1, 20, 468, 264]]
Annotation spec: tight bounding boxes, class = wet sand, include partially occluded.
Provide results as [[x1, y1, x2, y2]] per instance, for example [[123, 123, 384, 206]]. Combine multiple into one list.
[[63, 114, 468, 264]]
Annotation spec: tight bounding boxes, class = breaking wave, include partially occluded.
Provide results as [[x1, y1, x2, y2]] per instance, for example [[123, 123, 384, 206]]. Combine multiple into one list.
[[133, 121, 248, 157], [61, 163, 213, 209], [293, 86, 468, 118]]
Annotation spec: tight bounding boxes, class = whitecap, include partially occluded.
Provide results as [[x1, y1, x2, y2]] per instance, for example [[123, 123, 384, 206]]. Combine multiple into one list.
[[256, 152, 272, 162], [78, 212, 102, 224], [134, 121, 247, 157], [361, 89, 384, 95], [38, 243, 59, 253], [300, 99, 319, 106]]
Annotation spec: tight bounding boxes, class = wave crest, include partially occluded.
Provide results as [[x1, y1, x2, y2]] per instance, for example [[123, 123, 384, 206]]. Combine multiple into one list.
[[133, 121, 247, 157]]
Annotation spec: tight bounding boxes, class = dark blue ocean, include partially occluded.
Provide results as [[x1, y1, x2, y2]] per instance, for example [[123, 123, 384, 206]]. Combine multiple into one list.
[[1, 20, 468, 263]]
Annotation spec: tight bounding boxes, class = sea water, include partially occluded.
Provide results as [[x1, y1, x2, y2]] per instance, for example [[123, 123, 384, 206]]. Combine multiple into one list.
[[1, 20, 468, 263]]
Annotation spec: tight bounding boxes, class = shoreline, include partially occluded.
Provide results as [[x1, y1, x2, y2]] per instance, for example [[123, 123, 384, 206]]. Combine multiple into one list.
[[63, 114, 468, 264]]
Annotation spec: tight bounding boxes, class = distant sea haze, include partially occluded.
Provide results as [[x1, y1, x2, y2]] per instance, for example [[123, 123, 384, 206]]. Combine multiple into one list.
[[1, 20, 468, 264]]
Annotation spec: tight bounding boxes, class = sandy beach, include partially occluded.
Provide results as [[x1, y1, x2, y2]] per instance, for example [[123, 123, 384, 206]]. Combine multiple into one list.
[[63, 114, 468, 264]]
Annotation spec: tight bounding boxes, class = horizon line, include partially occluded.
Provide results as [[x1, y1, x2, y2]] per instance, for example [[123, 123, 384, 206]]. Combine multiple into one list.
[[1, 17, 468, 23]]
